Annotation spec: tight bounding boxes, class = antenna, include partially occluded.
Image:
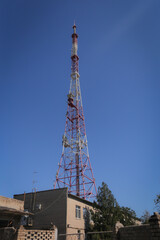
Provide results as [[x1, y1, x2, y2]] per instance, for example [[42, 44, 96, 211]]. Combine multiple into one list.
[[31, 171, 38, 211], [32, 171, 38, 192]]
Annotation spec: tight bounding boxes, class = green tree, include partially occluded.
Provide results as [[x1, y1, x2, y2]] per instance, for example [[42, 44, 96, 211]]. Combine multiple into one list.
[[91, 182, 120, 231], [118, 207, 138, 226], [90, 182, 138, 232]]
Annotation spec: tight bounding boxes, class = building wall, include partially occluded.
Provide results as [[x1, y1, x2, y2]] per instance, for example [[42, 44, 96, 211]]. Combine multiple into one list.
[[67, 196, 93, 235], [0, 196, 24, 211], [117, 224, 151, 240], [115, 212, 160, 240], [0, 196, 24, 228], [14, 189, 94, 236], [14, 188, 67, 234]]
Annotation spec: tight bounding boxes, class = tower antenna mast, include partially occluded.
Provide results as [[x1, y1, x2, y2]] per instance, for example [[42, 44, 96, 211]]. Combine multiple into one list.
[[54, 24, 97, 200]]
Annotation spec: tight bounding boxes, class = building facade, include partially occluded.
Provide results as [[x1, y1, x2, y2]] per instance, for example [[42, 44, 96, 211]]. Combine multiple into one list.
[[14, 188, 93, 236], [0, 195, 25, 228]]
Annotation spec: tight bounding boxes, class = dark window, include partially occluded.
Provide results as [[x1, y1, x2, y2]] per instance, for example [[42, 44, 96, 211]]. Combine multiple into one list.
[[75, 205, 81, 219], [83, 207, 87, 219]]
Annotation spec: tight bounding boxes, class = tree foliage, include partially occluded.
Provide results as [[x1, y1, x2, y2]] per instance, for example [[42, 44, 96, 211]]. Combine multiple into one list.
[[118, 206, 137, 226], [91, 182, 119, 231], [154, 194, 160, 211], [90, 182, 138, 232]]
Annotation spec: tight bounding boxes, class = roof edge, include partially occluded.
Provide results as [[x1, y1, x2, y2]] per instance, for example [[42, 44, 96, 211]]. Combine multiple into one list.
[[68, 193, 93, 206], [14, 188, 68, 196]]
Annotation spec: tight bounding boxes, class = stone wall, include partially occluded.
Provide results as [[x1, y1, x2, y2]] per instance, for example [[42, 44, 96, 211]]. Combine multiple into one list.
[[117, 224, 151, 240], [149, 212, 160, 240], [115, 212, 160, 240]]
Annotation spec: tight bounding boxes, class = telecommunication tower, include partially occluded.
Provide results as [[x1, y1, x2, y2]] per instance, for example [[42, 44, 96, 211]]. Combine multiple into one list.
[[54, 24, 97, 200]]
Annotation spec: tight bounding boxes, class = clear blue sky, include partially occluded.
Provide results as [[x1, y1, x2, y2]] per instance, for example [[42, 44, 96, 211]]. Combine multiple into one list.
[[0, 0, 160, 217]]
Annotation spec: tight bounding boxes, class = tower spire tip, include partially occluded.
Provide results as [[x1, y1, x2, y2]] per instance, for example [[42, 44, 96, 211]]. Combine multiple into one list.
[[72, 21, 77, 34]]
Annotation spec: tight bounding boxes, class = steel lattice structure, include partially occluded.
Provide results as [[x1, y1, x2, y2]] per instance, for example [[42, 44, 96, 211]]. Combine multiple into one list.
[[54, 24, 97, 200]]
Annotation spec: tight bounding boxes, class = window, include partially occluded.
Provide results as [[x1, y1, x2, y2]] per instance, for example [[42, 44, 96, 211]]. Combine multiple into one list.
[[75, 205, 81, 219], [83, 207, 92, 222], [83, 207, 87, 219]]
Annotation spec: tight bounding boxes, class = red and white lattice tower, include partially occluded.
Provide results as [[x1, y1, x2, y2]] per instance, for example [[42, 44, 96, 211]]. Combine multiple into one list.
[[54, 24, 97, 200]]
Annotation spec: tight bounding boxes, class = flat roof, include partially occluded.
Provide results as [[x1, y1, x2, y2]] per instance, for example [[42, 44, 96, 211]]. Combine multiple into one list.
[[14, 188, 93, 206], [0, 207, 33, 216], [14, 188, 67, 196]]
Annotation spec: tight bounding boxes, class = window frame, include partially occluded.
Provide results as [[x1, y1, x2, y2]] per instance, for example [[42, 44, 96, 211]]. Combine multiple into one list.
[[75, 205, 81, 219]]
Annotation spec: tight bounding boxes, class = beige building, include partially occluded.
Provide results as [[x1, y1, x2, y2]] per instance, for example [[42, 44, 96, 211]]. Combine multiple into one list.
[[0, 195, 57, 240], [67, 193, 93, 236], [0, 195, 26, 228], [14, 188, 93, 237]]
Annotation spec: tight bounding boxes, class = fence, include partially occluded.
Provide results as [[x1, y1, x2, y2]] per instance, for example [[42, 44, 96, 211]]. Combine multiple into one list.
[[16, 226, 57, 240], [58, 232, 113, 240], [86, 231, 113, 240], [58, 233, 85, 240]]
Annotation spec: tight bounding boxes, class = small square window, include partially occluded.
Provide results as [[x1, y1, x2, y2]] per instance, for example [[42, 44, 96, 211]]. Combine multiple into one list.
[[75, 205, 81, 219]]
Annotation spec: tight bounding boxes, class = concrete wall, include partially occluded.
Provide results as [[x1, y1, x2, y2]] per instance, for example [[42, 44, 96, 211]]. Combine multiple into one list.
[[149, 212, 160, 240], [0, 196, 24, 211], [0, 196, 24, 228], [115, 212, 160, 240], [67, 195, 93, 235], [14, 188, 67, 234], [117, 224, 151, 240]]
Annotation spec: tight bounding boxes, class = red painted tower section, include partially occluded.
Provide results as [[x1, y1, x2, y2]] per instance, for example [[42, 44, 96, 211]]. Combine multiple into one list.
[[54, 24, 97, 200]]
